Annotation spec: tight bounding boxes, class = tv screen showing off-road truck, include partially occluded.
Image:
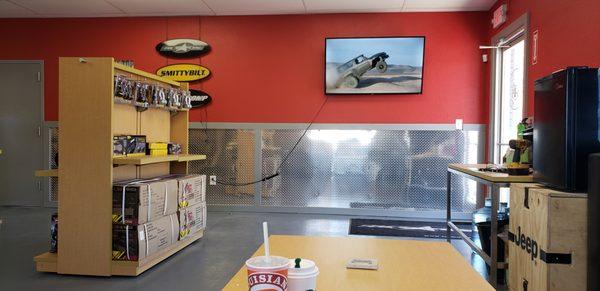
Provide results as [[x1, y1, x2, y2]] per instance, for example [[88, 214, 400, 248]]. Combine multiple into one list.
[[325, 37, 425, 95]]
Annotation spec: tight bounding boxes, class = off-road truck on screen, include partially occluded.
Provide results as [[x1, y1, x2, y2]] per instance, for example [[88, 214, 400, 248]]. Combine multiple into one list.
[[335, 52, 389, 88]]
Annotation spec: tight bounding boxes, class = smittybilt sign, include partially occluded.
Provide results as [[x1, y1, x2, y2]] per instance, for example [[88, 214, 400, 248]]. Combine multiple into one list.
[[156, 64, 210, 82]]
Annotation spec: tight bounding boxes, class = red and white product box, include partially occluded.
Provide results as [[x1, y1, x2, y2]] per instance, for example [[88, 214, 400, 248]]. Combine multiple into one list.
[[175, 174, 206, 208], [178, 202, 206, 240]]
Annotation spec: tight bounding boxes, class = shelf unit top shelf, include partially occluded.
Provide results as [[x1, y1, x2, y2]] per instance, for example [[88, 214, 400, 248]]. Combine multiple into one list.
[[113, 62, 180, 87], [113, 154, 206, 165]]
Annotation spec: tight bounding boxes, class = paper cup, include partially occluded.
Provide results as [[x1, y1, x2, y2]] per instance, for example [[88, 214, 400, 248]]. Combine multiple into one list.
[[246, 256, 290, 291], [287, 258, 319, 291]]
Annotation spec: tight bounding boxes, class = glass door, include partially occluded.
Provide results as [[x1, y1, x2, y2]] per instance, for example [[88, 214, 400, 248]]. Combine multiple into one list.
[[492, 34, 526, 164]]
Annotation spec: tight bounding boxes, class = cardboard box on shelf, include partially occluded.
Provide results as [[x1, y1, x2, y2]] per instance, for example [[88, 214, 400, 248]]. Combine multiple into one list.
[[112, 178, 178, 225], [173, 174, 206, 208], [113, 135, 127, 156], [125, 135, 147, 157], [147, 143, 168, 156], [148, 149, 168, 156], [178, 202, 206, 240], [112, 214, 179, 261]]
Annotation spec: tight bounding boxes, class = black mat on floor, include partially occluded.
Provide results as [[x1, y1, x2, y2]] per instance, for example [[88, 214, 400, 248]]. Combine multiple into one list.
[[349, 219, 472, 239]]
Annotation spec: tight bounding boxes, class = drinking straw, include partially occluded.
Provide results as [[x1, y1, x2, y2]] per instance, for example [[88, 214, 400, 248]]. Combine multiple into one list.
[[263, 221, 270, 263]]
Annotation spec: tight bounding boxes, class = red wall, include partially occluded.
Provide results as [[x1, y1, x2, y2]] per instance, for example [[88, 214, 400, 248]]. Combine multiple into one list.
[[489, 0, 600, 115], [0, 12, 489, 123]]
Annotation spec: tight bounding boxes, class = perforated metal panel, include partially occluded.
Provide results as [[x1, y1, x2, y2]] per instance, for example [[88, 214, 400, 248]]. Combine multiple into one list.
[[260, 129, 480, 212], [49, 127, 58, 169], [48, 127, 59, 203], [49, 177, 58, 203], [189, 128, 255, 205]]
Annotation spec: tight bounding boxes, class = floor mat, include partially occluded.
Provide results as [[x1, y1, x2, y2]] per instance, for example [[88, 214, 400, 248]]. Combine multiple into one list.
[[349, 218, 472, 239]]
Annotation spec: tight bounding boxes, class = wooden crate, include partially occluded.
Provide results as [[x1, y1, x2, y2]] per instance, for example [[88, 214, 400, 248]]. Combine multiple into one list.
[[508, 184, 587, 291]]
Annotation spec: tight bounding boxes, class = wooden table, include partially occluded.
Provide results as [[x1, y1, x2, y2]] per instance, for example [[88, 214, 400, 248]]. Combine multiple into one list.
[[446, 164, 533, 288], [223, 235, 493, 291]]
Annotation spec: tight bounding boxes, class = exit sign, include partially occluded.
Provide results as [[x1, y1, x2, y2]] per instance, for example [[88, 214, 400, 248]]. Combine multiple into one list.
[[492, 4, 507, 28]]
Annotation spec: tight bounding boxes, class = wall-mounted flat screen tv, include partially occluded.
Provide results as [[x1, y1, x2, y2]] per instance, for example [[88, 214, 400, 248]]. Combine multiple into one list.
[[325, 36, 425, 95]]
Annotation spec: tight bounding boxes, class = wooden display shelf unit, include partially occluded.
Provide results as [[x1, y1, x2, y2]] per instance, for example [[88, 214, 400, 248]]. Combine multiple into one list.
[[33, 57, 205, 276], [34, 230, 204, 276]]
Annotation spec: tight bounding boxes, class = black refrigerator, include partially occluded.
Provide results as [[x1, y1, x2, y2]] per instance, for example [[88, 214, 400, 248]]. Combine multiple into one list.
[[533, 66, 600, 192]]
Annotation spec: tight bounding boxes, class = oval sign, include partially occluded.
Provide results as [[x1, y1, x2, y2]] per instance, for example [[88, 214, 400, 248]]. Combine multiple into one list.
[[189, 89, 212, 108], [156, 39, 210, 58], [156, 64, 210, 82]]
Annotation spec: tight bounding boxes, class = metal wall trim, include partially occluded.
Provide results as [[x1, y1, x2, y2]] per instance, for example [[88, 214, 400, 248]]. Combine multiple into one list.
[[190, 122, 486, 131], [208, 205, 473, 222]]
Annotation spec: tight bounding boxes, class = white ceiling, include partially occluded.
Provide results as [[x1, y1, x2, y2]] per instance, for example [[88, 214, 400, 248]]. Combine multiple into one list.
[[0, 0, 496, 18]]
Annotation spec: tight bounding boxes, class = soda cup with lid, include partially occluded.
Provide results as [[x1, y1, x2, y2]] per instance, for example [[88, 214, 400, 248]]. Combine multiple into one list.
[[246, 255, 290, 291]]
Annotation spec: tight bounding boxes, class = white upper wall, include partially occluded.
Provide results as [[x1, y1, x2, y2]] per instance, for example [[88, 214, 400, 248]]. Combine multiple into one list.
[[0, 0, 496, 18]]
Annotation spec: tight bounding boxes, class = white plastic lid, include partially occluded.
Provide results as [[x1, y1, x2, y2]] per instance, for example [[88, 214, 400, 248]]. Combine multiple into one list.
[[246, 256, 289, 270], [288, 258, 319, 277]]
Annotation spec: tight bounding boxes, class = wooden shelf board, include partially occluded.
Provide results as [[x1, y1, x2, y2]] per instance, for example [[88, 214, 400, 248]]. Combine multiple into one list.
[[35, 169, 58, 177], [113, 63, 180, 87], [112, 230, 204, 276], [448, 163, 534, 183], [177, 154, 206, 162], [34, 230, 204, 276], [113, 154, 206, 165], [34, 252, 58, 273], [114, 97, 189, 112]]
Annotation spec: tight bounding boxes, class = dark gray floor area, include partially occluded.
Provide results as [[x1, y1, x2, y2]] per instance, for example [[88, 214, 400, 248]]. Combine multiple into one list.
[[0, 206, 492, 291]]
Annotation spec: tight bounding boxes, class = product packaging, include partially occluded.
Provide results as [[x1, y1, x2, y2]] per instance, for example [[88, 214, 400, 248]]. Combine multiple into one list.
[[126, 135, 146, 156], [112, 213, 179, 261], [148, 149, 167, 156], [114, 75, 126, 97], [172, 174, 206, 208], [50, 213, 58, 253], [113, 135, 127, 156], [178, 202, 206, 240], [137, 82, 149, 104], [120, 78, 133, 100], [112, 178, 178, 225], [147, 143, 168, 156], [168, 143, 182, 155]]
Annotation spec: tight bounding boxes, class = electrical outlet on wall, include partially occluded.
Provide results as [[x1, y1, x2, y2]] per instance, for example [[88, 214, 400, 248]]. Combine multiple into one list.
[[209, 175, 217, 186], [455, 119, 463, 130]]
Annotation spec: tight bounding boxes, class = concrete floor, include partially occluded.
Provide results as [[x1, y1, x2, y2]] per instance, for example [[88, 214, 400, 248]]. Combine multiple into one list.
[[0, 206, 496, 290]]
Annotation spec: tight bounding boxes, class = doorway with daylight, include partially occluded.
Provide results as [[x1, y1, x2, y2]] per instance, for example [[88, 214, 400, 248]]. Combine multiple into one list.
[[489, 14, 529, 200]]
